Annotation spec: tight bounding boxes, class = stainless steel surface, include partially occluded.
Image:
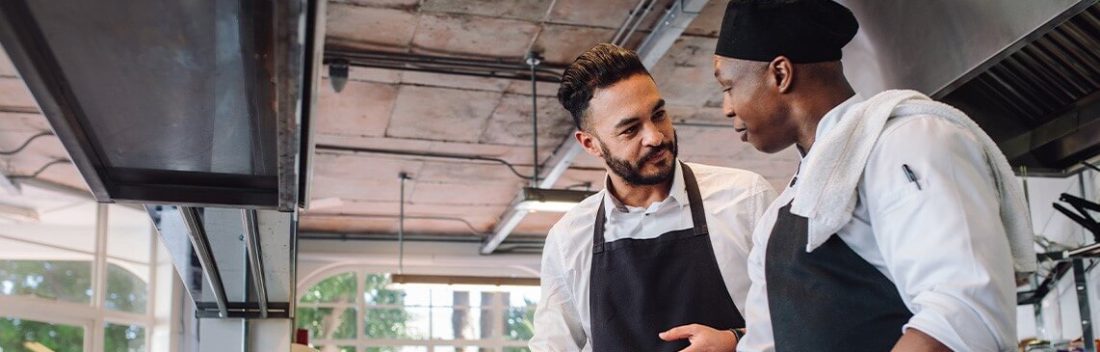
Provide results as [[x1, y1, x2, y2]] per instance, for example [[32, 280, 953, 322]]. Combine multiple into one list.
[[841, 0, 1100, 174], [182, 207, 230, 318], [298, 0, 326, 210], [242, 209, 269, 318], [255, 208, 295, 304], [0, 1, 111, 200], [147, 204, 296, 319], [0, 0, 313, 208], [839, 0, 1083, 96], [941, 3, 1100, 173], [1073, 259, 1096, 352]]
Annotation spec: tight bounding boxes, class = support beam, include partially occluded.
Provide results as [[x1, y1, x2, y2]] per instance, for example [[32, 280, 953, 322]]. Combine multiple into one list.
[[480, 0, 707, 254], [242, 209, 269, 318], [637, 0, 709, 68]]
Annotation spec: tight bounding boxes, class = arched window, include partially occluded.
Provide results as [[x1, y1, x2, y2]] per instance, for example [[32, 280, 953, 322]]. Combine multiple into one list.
[[296, 270, 538, 352], [0, 201, 173, 352]]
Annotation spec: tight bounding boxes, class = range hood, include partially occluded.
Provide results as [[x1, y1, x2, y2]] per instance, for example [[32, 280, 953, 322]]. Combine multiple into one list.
[[841, 0, 1100, 175], [0, 0, 321, 209], [0, 0, 326, 320]]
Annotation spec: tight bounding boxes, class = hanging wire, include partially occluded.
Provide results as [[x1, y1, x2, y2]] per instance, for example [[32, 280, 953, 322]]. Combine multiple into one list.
[[0, 131, 53, 156], [398, 172, 411, 275], [9, 158, 70, 179], [526, 51, 543, 187]]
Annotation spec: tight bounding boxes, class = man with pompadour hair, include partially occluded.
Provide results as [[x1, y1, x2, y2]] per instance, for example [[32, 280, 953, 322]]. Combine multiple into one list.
[[529, 42, 776, 352]]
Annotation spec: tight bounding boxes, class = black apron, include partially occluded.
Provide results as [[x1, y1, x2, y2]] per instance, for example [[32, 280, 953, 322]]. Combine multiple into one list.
[[765, 202, 913, 352], [589, 163, 745, 351]]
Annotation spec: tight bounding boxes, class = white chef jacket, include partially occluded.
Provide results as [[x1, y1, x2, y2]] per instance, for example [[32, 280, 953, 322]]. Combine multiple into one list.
[[737, 96, 1017, 352], [530, 161, 776, 352]]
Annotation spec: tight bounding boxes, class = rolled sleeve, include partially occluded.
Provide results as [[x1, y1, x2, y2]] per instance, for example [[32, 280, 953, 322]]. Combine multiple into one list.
[[863, 116, 1016, 351]]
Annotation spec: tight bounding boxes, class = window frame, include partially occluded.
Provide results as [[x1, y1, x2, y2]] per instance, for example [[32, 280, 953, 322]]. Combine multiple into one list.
[[297, 267, 536, 352], [1, 203, 164, 352]]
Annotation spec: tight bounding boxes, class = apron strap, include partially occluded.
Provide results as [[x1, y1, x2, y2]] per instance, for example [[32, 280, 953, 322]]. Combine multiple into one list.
[[592, 162, 710, 253], [593, 198, 608, 253], [680, 162, 709, 237]]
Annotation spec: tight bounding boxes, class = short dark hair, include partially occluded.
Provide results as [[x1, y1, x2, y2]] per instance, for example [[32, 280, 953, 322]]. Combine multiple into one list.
[[557, 43, 650, 130]]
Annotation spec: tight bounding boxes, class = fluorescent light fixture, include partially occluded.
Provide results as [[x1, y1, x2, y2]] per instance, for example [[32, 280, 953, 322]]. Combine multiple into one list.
[[0, 203, 39, 223], [512, 187, 594, 213], [388, 274, 539, 292], [479, 187, 594, 255]]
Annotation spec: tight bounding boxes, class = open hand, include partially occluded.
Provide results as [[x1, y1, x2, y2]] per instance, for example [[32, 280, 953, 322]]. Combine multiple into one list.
[[658, 324, 738, 352]]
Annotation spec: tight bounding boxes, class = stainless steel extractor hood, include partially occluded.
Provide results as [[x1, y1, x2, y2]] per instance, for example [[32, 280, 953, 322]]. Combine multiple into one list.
[[0, 0, 321, 209], [0, 0, 327, 321], [840, 0, 1100, 175]]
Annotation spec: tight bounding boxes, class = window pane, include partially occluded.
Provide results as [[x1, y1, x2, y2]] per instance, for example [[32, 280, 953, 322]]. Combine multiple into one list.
[[301, 272, 357, 303], [503, 304, 535, 341], [364, 347, 427, 352], [315, 346, 356, 352], [104, 323, 145, 352], [433, 290, 485, 308], [296, 307, 356, 340], [431, 308, 488, 340], [363, 274, 404, 306], [105, 263, 147, 314], [0, 260, 93, 304], [435, 347, 493, 352], [0, 316, 85, 352], [106, 205, 152, 264], [364, 307, 428, 339], [502, 348, 530, 352]]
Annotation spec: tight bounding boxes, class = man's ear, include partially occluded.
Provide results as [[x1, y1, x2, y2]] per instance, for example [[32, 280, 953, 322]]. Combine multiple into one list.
[[575, 129, 602, 158], [769, 56, 793, 94]]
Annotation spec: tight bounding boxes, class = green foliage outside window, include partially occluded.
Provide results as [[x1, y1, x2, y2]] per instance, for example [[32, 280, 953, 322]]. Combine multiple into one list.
[[0, 317, 84, 352]]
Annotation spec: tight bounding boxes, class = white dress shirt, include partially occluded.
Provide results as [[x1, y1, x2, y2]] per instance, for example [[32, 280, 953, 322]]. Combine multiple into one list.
[[738, 96, 1018, 352], [529, 161, 777, 352]]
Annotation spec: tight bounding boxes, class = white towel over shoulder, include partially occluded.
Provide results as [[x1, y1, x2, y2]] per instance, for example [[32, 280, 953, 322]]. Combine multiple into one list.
[[790, 89, 1037, 276]]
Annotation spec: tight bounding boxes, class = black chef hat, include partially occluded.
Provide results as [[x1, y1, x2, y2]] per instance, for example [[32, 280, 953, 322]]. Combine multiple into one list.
[[715, 0, 859, 63]]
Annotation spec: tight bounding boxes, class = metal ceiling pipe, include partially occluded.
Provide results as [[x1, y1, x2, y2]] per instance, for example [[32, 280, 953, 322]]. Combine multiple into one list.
[[181, 207, 229, 318], [325, 49, 564, 83], [241, 209, 269, 318]]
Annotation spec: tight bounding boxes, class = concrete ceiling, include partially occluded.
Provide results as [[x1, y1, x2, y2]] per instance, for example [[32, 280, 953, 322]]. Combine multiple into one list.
[[0, 0, 798, 242]]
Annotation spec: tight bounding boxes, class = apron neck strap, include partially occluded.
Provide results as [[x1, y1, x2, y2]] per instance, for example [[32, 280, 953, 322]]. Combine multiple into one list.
[[680, 162, 709, 236]]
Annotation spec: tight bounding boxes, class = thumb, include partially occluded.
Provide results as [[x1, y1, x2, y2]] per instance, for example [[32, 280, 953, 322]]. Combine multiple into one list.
[[659, 324, 699, 341]]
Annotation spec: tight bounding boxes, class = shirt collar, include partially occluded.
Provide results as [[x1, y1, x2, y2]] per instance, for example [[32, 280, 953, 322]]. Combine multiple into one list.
[[602, 160, 687, 214]]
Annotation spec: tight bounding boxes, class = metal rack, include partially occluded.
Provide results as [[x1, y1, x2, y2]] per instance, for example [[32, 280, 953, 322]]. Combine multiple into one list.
[[1020, 193, 1100, 352]]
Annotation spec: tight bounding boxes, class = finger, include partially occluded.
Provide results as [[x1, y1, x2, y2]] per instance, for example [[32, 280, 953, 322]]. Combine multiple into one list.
[[678, 344, 700, 352], [659, 324, 699, 341]]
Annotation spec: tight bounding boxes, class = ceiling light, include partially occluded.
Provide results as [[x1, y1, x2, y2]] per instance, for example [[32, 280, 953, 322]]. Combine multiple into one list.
[[0, 203, 39, 223], [512, 187, 593, 213], [388, 274, 538, 292]]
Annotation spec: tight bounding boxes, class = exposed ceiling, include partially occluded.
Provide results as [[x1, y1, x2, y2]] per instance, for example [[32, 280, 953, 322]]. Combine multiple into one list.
[[0, 0, 798, 241]]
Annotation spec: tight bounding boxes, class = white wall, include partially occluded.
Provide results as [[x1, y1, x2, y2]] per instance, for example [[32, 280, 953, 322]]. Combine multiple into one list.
[[1017, 169, 1100, 342]]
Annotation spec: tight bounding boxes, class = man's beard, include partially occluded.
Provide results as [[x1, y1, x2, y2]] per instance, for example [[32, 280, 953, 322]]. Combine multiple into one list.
[[599, 134, 678, 186]]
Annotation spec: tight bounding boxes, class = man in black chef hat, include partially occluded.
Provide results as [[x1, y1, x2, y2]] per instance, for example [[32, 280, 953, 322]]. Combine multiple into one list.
[[667, 0, 1036, 351]]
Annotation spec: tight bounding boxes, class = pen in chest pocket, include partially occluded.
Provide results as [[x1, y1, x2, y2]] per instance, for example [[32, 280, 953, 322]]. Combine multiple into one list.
[[902, 164, 922, 191]]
